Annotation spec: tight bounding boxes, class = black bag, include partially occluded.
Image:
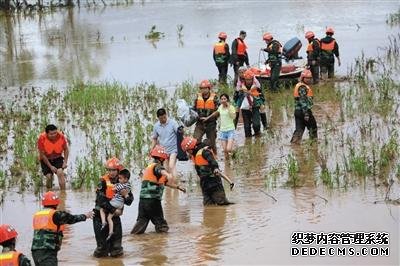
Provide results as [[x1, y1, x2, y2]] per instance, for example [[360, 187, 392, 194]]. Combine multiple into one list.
[[176, 126, 188, 161]]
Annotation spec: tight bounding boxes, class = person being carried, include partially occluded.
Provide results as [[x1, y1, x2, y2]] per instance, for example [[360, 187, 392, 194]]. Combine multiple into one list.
[[131, 145, 186, 234], [92, 157, 134, 258], [0, 224, 31, 266], [181, 136, 234, 206], [100, 169, 131, 241]]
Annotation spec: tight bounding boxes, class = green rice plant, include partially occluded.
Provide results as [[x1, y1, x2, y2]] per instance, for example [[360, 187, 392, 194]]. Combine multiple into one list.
[[285, 154, 300, 188], [0, 170, 5, 189], [145, 25, 165, 41], [378, 135, 399, 179], [386, 8, 400, 26], [348, 152, 370, 178], [320, 168, 334, 189]]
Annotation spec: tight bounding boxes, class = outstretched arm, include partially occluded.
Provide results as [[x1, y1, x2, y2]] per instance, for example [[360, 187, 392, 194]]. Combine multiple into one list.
[[53, 210, 93, 225]]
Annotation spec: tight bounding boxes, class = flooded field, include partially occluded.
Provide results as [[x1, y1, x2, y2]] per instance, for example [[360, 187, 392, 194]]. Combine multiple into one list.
[[1, 1, 400, 266], [0, 1, 399, 87]]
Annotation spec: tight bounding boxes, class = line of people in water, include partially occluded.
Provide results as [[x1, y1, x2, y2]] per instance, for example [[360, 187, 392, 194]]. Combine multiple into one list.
[[1, 28, 339, 266], [213, 28, 340, 87]]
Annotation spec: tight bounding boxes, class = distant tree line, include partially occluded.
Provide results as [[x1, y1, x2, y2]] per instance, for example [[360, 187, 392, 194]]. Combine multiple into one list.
[[0, 0, 133, 11]]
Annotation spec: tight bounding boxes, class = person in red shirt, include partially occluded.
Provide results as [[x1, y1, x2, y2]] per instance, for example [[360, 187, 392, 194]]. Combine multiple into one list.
[[37, 124, 69, 190]]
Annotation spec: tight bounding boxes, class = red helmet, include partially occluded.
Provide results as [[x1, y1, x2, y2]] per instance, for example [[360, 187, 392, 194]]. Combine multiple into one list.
[[42, 191, 60, 206], [181, 137, 197, 152], [105, 157, 123, 171], [218, 32, 227, 39], [199, 80, 212, 89], [243, 70, 254, 80], [150, 145, 169, 160], [326, 27, 334, 35], [0, 224, 18, 243], [300, 69, 312, 80], [305, 31, 315, 39], [263, 33, 273, 41]]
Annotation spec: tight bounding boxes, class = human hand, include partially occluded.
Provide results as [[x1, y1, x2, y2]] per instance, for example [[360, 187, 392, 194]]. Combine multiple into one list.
[[213, 169, 220, 175], [50, 166, 58, 173], [62, 162, 67, 169], [85, 211, 94, 219], [120, 189, 128, 197], [177, 185, 186, 193], [260, 104, 266, 112], [230, 183, 235, 191], [200, 117, 208, 122]]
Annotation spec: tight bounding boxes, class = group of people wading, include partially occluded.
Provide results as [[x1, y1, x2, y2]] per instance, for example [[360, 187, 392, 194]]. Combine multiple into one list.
[[1, 28, 340, 266]]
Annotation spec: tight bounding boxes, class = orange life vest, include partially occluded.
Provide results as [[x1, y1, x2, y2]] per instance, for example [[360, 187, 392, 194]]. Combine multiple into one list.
[[101, 174, 116, 199], [39, 131, 65, 157], [142, 163, 167, 184], [194, 147, 215, 166], [214, 42, 227, 55], [236, 38, 247, 55], [33, 209, 65, 232], [196, 93, 216, 110], [250, 87, 261, 97], [306, 39, 320, 53], [293, 82, 313, 97], [321, 40, 335, 52], [0, 251, 21, 266]]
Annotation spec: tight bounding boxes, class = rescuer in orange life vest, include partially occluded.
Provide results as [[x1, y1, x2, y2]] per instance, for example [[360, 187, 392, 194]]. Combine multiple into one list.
[[181, 136, 234, 206], [92, 157, 134, 258], [320, 27, 341, 79], [130, 145, 186, 234], [213, 32, 230, 84], [290, 69, 318, 144], [231, 30, 250, 86], [305, 30, 321, 84], [31, 191, 93, 266], [37, 124, 69, 190], [193, 80, 219, 154], [0, 224, 31, 266]]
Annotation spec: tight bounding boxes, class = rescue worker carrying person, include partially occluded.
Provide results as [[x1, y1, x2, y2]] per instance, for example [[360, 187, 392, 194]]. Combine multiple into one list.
[[320, 27, 341, 79], [181, 136, 234, 206], [130, 145, 186, 234], [213, 32, 230, 84], [31, 191, 93, 266], [92, 157, 134, 258], [193, 80, 219, 154], [231, 30, 250, 86], [237, 70, 265, 138], [0, 224, 31, 266], [305, 31, 321, 84], [290, 69, 318, 144], [262, 33, 282, 92]]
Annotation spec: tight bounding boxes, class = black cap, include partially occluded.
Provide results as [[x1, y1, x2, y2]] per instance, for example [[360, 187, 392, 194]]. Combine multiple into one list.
[[239, 30, 246, 35]]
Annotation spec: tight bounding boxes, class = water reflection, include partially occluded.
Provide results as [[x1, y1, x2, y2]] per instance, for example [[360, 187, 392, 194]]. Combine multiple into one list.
[[195, 206, 227, 264], [0, 8, 107, 86], [291, 144, 324, 224]]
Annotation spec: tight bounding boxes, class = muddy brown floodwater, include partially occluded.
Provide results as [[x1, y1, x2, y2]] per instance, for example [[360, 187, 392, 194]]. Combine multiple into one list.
[[1, 1, 400, 266]]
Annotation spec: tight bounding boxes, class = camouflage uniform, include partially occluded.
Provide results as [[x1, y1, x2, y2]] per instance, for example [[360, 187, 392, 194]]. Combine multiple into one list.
[[31, 209, 87, 266], [320, 35, 340, 78], [131, 161, 169, 234], [93, 177, 134, 258], [306, 38, 321, 84], [290, 83, 318, 143], [193, 144, 231, 205], [264, 40, 282, 91], [193, 94, 219, 153]]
